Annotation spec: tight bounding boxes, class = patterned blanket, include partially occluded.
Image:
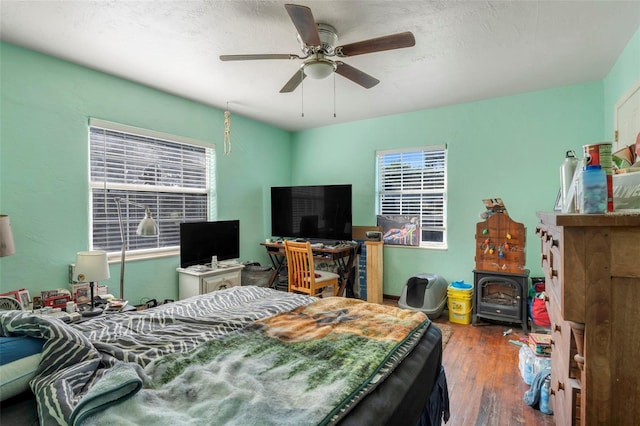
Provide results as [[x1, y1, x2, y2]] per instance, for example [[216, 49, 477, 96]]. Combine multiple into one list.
[[0, 287, 429, 425]]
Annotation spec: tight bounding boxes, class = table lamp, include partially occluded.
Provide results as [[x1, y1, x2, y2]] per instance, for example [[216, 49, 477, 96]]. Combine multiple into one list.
[[115, 197, 158, 300], [0, 215, 16, 257], [75, 250, 110, 317]]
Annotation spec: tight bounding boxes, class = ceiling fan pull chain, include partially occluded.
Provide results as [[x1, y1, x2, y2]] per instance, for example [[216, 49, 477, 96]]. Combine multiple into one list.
[[301, 68, 305, 118], [333, 73, 336, 118]]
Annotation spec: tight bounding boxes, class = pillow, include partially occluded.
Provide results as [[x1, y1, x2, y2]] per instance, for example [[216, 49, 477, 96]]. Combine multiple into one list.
[[0, 336, 45, 401]]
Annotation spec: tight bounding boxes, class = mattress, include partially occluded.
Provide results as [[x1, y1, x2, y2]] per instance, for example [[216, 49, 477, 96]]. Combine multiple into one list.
[[0, 287, 445, 426]]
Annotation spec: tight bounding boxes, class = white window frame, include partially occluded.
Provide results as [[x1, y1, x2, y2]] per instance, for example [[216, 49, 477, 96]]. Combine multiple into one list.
[[88, 118, 215, 261], [376, 145, 447, 249]]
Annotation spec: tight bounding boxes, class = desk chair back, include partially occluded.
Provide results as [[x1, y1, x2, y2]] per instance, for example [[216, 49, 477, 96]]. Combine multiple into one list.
[[283, 240, 339, 297]]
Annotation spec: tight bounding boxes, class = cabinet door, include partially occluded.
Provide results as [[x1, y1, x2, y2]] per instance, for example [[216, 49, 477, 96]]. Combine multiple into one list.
[[178, 273, 201, 300]]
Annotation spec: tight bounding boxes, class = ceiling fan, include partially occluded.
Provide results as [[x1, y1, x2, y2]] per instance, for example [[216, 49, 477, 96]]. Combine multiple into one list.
[[220, 3, 416, 93]]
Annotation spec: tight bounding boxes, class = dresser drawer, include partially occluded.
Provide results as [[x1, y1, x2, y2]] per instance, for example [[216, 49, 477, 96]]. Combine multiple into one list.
[[550, 372, 567, 426], [539, 224, 561, 306], [541, 224, 585, 323], [547, 297, 569, 376]]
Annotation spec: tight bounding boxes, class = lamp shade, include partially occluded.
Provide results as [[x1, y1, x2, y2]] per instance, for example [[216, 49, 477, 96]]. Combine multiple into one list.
[[136, 210, 159, 237], [0, 215, 16, 257], [304, 59, 336, 80], [75, 251, 110, 282]]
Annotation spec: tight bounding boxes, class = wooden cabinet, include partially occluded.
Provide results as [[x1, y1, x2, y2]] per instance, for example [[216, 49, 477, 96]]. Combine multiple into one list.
[[536, 212, 640, 425], [475, 212, 526, 274], [177, 265, 244, 300]]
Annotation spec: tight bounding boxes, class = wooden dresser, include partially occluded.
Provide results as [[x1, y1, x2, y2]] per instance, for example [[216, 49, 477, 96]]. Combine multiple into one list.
[[535, 212, 640, 425]]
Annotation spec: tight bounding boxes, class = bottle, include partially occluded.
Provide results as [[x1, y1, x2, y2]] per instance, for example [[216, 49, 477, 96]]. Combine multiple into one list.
[[211, 256, 218, 269], [580, 165, 607, 214], [560, 150, 578, 212], [540, 375, 553, 414], [523, 349, 535, 385]]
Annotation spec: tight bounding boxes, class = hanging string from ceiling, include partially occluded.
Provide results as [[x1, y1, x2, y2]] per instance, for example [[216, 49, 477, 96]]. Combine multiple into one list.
[[223, 102, 232, 155], [300, 68, 305, 118], [300, 69, 338, 119], [333, 72, 336, 118]]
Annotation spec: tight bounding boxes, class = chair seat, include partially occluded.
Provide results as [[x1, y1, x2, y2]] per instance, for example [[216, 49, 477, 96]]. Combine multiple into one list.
[[315, 271, 340, 283]]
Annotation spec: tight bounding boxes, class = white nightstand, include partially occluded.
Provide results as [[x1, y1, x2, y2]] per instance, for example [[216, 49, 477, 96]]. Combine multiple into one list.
[[177, 264, 244, 300]]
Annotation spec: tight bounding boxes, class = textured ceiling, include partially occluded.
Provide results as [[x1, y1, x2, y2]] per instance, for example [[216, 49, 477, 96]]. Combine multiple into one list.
[[1, 1, 640, 131]]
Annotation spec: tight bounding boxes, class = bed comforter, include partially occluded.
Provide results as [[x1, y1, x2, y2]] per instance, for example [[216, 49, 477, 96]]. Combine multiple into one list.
[[0, 286, 432, 426]]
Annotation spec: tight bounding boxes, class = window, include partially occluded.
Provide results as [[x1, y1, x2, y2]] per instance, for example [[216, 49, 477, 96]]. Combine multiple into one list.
[[376, 146, 447, 249], [88, 119, 214, 257]]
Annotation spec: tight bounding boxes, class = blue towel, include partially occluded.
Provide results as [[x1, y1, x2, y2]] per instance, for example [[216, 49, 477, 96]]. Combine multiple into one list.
[[523, 367, 551, 407]]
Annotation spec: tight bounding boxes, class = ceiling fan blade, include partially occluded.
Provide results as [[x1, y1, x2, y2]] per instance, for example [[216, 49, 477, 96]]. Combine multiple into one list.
[[336, 31, 416, 57], [285, 4, 321, 47], [220, 54, 300, 61], [335, 62, 379, 89], [280, 69, 307, 93]]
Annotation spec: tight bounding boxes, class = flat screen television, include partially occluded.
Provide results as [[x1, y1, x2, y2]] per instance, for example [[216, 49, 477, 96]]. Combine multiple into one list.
[[270, 184, 352, 241], [180, 220, 240, 268]]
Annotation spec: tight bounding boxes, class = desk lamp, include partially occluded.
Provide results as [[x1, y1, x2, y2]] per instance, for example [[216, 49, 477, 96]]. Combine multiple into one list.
[[114, 197, 158, 300], [0, 215, 16, 257], [75, 251, 110, 317]]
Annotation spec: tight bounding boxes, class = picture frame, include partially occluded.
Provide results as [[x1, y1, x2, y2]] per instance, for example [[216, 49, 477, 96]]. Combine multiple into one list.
[[376, 215, 420, 246], [17, 289, 31, 309]]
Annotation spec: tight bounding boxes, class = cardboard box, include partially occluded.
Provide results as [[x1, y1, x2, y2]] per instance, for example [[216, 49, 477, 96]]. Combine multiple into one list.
[[529, 333, 552, 357], [70, 283, 90, 304], [613, 171, 640, 210]]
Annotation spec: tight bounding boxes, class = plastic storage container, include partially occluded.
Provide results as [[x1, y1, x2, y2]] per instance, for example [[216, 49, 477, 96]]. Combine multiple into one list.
[[580, 165, 607, 214], [398, 273, 448, 319], [447, 281, 473, 324]]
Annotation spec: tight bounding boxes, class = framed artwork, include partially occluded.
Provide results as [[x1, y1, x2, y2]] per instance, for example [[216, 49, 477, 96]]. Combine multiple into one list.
[[17, 289, 31, 309], [376, 215, 420, 246]]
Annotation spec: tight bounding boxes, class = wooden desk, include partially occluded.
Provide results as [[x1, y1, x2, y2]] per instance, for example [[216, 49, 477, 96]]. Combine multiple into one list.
[[261, 242, 360, 297]]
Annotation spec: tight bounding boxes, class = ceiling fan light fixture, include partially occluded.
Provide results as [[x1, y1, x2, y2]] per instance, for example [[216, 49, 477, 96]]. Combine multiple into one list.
[[304, 58, 336, 79]]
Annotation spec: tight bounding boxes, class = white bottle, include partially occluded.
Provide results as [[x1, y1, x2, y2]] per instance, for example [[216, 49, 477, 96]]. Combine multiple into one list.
[[211, 256, 218, 270], [560, 150, 578, 212]]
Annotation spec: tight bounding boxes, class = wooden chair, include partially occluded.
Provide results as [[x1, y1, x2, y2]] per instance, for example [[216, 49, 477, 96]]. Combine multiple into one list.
[[283, 240, 340, 297]]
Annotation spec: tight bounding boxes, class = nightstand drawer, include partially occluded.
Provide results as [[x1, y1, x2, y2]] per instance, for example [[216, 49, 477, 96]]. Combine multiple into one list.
[[202, 270, 241, 293]]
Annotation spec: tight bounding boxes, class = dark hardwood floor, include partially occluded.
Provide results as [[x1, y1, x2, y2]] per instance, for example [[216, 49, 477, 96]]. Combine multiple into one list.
[[385, 298, 555, 426]]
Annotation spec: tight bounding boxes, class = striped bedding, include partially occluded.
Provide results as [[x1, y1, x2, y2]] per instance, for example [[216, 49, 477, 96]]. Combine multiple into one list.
[[0, 286, 430, 425]]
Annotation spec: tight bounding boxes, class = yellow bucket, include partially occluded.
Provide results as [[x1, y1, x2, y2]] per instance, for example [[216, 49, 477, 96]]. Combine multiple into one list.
[[448, 284, 473, 325]]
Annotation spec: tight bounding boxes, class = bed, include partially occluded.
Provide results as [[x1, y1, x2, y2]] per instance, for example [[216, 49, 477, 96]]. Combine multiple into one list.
[[0, 286, 448, 425]]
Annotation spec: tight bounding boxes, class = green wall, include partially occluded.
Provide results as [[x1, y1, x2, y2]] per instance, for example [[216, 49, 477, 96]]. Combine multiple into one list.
[[1, 24, 638, 301], [0, 42, 291, 304], [290, 84, 603, 294]]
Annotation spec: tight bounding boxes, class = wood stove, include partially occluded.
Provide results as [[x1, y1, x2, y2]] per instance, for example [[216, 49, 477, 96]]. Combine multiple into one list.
[[472, 269, 529, 334]]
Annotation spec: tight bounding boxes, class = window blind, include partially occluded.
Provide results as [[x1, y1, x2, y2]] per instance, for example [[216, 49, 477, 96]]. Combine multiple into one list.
[[376, 146, 447, 248], [89, 122, 213, 254]]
